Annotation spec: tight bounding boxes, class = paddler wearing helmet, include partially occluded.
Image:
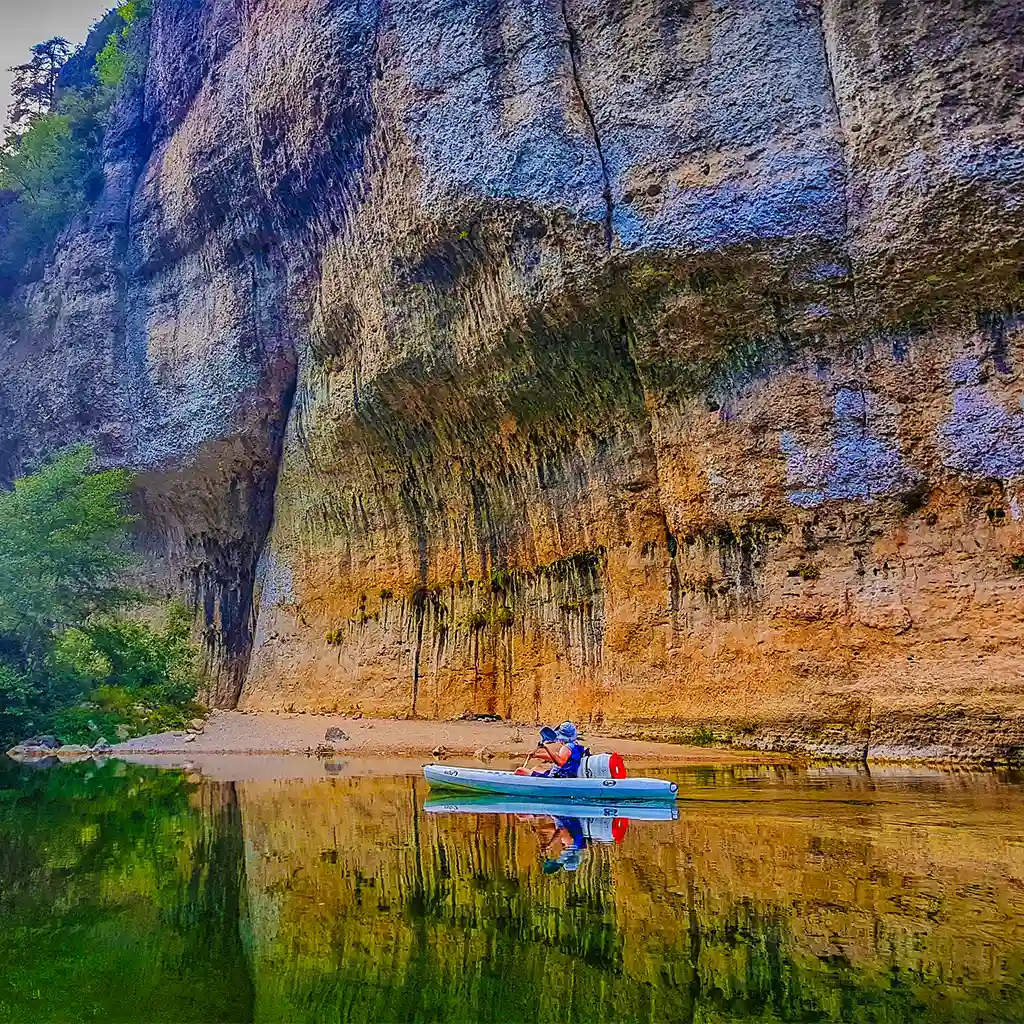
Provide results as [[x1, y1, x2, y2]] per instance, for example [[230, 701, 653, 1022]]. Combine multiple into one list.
[[516, 721, 587, 778]]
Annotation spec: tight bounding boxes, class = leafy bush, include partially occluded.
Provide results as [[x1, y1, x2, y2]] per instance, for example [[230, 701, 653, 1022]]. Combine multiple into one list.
[[0, 448, 206, 749], [466, 611, 489, 631], [788, 563, 821, 582], [494, 606, 515, 628], [685, 726, 721, 747], [49, 608, 205, 745], [39, 605, 206, 746], [0, 663, 44, 747], [94, 0, 149, 88], [0, 445, 135, 657]]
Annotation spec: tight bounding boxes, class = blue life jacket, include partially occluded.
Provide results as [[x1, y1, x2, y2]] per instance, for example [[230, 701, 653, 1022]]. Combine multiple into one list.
[[550, 741, 587, 779]]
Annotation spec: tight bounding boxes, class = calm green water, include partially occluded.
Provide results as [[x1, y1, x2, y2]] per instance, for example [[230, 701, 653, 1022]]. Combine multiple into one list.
[[2, 759, 1024, 1023]]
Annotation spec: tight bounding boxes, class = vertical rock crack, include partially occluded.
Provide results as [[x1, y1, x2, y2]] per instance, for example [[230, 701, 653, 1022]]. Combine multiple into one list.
[[559, 0, 614, 250], [816, 1, 852, 249]]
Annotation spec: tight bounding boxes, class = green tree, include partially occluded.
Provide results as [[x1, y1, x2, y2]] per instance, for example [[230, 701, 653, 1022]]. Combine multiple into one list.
[[94, 0, 151, 88], [0, 3, 151, 294], [0, 447, 206, 747], [6, 37, 73, 132], [0, 445, 135, 663]]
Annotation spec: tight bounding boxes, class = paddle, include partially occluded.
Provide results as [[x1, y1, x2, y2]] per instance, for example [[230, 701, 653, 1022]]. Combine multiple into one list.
[[520, 727, 558, 771]]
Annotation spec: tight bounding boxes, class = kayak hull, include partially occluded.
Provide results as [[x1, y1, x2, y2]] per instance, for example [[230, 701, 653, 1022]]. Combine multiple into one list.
[[422, 763, 678, 802]]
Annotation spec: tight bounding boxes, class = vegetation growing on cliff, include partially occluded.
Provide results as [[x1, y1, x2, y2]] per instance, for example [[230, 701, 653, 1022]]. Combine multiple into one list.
[[0, 2, 150, 296], [0, 447, 204, 748]]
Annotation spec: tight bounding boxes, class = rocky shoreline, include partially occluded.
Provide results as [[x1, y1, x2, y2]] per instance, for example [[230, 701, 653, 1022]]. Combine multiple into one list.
[[9, 711, 1024, 769], [7, 711, 781, 767]]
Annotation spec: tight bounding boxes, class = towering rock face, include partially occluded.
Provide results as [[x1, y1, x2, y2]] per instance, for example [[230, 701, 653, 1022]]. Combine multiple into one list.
[[2, 0, 1023, 758]]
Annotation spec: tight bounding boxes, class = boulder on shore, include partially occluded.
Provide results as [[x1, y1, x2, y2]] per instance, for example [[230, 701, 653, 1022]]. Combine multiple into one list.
[[6, 737, 65, 759], [23, 735, 60, 750]]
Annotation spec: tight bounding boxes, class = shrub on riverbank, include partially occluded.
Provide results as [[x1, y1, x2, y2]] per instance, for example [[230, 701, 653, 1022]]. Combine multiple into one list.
[[0, 446, 205, 748]]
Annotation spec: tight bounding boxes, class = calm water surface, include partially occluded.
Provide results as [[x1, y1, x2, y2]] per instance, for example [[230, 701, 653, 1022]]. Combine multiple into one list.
[[2, 759, 1024, 1023]]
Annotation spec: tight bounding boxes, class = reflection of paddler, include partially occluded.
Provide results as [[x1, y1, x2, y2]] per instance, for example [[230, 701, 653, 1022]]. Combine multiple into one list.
[[541, 815, 587, 874]]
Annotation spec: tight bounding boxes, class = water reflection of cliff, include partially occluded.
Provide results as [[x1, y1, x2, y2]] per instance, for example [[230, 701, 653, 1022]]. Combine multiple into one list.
[[238, 768, 1024, 1023], [3, 763, 1024, 1023]]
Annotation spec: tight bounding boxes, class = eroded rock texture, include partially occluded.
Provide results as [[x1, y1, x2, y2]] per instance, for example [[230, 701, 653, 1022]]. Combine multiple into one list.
[[2, 0, 1023, 758]]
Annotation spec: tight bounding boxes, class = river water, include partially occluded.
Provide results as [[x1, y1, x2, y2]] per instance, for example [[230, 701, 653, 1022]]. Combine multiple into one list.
[[1, 759, 1023, 1023]]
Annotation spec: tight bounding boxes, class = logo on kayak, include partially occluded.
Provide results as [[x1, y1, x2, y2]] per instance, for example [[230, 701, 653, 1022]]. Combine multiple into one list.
[[602, 780, 615, 787], [443, 769, 458, 777]]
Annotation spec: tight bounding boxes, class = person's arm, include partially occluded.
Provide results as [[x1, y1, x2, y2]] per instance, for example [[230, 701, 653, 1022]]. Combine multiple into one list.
[[541, 742, 571, 767]]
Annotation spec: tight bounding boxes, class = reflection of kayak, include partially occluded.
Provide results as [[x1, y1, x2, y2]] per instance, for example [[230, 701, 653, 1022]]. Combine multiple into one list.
[[422, 764, 678, 801], [423, 794, 679, 822]]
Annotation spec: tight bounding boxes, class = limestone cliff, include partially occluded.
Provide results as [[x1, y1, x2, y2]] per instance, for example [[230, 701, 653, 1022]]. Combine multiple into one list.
[[2, 0, 1023, 760]]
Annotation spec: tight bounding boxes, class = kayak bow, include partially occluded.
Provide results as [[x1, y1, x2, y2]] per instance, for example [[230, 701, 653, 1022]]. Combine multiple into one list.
[[422, 763, 678, 802]]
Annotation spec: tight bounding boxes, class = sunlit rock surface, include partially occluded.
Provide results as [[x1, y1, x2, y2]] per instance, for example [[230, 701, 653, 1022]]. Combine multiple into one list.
[[2, 0, 1023, 756]]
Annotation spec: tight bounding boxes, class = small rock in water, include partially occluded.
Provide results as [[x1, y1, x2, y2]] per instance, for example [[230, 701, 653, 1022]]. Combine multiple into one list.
[[184, 734, 197, 744], [510, 728, 523, 743], [93, 738, 111, 753], [314, 743, 335, 758], [474, 746, 494, 762], [351, 712, 363, 720], [325, 727, 349, 743], [188, 718, 205, 733], [432, 745, 449, 760]]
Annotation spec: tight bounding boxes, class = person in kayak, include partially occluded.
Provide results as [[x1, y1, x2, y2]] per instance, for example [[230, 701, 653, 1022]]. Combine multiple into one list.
[[516, 722, 586, 778]]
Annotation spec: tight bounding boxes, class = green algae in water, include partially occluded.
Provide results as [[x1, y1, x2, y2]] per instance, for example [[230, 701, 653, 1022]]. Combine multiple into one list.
[[2, 761, 1024, 1023]]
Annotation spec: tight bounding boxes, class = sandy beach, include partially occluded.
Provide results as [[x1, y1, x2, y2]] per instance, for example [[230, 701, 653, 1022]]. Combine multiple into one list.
[[111, 711, 782, 767]]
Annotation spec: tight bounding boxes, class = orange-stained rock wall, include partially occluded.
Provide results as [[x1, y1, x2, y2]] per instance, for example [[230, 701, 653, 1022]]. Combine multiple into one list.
[[244, 315, 1024, 761]]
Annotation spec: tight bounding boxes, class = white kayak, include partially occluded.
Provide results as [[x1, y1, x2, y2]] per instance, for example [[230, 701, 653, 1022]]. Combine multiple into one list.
[[423, 794, 679, 821], [422, 763, 678, 802]]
